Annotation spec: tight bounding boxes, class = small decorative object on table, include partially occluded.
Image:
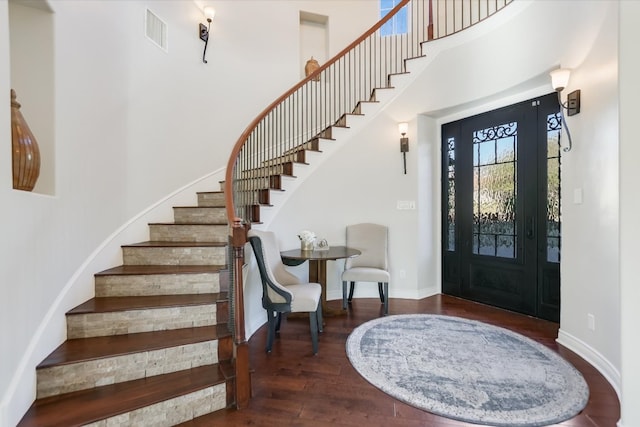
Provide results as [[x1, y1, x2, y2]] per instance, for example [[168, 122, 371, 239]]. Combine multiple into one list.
[[316, 238, 330, 251], [298, 230, 316, 251]]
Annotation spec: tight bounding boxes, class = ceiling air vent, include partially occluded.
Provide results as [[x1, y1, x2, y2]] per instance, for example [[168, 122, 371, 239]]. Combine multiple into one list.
[[145, 9, 168, 51]]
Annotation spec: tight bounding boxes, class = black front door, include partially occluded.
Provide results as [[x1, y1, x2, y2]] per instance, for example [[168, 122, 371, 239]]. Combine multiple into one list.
[[441, 93, 561, 322]]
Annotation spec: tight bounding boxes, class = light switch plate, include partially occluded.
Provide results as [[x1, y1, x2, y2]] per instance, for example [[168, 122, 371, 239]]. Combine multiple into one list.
[[573, 188, 583, 204], [397, 200, 416, 210]]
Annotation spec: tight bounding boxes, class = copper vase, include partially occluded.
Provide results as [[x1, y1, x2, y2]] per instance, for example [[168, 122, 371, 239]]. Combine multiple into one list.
[[305, 57, 320, 82], [11, 89, 40, 191]]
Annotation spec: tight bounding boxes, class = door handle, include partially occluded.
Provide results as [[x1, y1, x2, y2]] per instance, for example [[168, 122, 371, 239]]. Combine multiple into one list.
[[526, 217, 535, 240]]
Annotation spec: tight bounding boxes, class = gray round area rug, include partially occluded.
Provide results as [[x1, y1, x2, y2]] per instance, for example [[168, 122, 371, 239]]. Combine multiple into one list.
[[346, 314, 589, 426]]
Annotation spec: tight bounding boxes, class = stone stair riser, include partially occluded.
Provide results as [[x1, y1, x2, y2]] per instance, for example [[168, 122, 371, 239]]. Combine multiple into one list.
[[122, 247, 226, 266], [67, 304, 216, 339], [149, 224, 228, 243], [84, 384, 226, 427], [95, 273, 220, 297], [197, 193, 225, 207], [173, 207, 227, 224], [36, 340, 218, 398]]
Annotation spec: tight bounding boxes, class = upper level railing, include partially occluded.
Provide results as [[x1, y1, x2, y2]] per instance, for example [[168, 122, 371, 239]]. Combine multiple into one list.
[[224, 0, 513, 408], [224, 0, 512, 227]]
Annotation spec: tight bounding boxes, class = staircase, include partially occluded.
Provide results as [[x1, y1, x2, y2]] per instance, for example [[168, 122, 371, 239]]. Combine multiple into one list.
[[18, 190, 235, 426], [225, 0, 514, 225], [14, 2, 515, 424], [232, 86, 396, 226]]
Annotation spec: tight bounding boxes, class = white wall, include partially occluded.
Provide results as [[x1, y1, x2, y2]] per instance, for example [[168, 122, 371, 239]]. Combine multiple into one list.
[[9, 1, 55, 195], [555, 1, 621, 393], [2, 0, 634, 424], [0, 1, 377, 425], [264, 0, 625, 406], [0, 4, 13, 425], [619, 3, 640, 426]]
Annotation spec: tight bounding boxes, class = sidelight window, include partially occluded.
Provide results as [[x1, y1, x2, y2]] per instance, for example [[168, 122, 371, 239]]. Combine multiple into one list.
[[445, 137, 456, 251], [546, 113, 562, 263]]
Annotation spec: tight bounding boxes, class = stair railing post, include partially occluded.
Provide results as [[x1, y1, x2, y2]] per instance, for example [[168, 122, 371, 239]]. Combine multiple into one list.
[[231, 218, 251, 408], [427, 0, 434, 40]]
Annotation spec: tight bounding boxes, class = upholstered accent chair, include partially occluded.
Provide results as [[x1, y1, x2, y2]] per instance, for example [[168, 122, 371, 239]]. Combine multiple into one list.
[[341, 223, 390, 315], [248, 229, 323, 354]]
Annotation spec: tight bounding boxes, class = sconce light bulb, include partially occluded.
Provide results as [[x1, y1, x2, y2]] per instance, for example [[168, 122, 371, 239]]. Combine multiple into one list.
[[398, 122, 409, 137], [550, 68, 571, 92], [204, 6, 216, 22]]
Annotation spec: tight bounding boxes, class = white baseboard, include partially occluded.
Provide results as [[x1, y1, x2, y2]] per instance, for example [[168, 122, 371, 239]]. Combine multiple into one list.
[[326, 285, 439, 301], [556, 328, 621, 400], [245, 313, 267, 340]]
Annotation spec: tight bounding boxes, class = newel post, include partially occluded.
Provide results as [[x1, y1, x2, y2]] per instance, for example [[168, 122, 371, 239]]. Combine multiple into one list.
[[231, 218, 251, 408]]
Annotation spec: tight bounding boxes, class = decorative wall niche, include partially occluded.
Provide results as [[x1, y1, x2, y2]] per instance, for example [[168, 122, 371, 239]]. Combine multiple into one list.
[[8, 0, 55, 195], [299, 11, 329, 81]]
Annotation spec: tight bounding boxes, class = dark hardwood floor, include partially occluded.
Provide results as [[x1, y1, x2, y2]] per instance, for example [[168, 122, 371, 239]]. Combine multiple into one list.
[[181, 294, 620, 427]]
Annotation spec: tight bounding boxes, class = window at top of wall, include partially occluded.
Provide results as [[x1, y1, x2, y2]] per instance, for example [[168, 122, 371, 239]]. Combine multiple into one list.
[[380, 0, 408, 36]]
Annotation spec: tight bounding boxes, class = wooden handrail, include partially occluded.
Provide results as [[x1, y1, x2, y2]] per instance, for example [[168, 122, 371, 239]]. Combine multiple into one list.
[[224, 0, 513, 409], [223, 0, 411, 222]]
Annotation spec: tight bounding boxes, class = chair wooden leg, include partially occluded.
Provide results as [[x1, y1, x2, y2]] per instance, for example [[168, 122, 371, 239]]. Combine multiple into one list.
[[348, 281, 355, 302], [383, 282, 389, 315], [378, 282, 384, 303], [266, 311, 278, 353], [309, 311, 319, 355]]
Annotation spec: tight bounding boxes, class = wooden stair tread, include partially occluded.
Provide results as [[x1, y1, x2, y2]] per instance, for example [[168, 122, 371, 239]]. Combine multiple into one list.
[[173, 206, 225, 209], [237, 187, 285, 193], [18, 365, 227, 427], [67, 293, 227, 314], [122, 241, 227, 248], [38, 325, 231, 369], [234, 174, 296, 182], [95, 265, 225, 276], [148, 222, 227, 226], [176, 408, 237, 426], [196, 191, 223, 195]]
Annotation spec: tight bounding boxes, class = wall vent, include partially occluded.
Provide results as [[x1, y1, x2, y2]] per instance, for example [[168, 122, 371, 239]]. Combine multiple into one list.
[[145, 9, 168, 51]]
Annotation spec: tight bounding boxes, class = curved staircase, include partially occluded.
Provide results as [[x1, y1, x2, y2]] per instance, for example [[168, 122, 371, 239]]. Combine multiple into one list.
[[18, 190, 235, 426], [16, 1, 515, 424]]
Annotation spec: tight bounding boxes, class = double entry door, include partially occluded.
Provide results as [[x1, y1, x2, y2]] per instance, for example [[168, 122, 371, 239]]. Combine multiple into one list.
[[441, 93, 562, 322]]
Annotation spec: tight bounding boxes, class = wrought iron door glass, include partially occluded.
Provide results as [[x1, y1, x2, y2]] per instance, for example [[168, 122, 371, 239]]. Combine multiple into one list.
[[472, 122, 517, 258]]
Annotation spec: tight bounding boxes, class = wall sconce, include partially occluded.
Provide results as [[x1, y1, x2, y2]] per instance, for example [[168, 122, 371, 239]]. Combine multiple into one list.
[[550, 68, 580, 152], [398, 122, 409, 174], [199, 6, 216, 64]]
